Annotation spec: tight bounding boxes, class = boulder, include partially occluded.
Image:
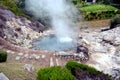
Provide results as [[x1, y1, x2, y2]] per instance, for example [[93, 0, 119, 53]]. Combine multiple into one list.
[[0, 73, 9, 80], [76, 45, 89, 57]]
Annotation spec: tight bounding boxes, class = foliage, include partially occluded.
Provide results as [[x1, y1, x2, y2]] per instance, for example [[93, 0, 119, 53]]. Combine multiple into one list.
[[0, 50, 7, 62], [37, 66, 75, 80], [72, 0, 82, 5], [72, 0, 88, 7], [0, 0, 29, 18], [66, 61, 101, 75], [66, 61, 111, 79], [80, 4, 120, 20], [110, 14, 120, 29]]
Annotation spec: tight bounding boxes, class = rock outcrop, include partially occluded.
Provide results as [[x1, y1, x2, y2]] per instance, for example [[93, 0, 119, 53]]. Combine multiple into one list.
[[0, 7, 45, 48]]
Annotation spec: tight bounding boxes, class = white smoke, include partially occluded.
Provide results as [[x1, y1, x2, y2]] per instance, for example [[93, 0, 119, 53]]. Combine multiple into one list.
[[25, 0, 78, 42]]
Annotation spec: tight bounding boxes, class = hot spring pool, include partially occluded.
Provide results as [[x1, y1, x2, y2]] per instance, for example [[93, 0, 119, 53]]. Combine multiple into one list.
[[31, 35, 77, 51]]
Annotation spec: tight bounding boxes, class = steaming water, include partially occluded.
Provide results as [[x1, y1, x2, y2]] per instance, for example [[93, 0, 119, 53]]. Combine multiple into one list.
[[32, 35, 76, 51], [59, 37, 73, 42], [25, 0, 78, 42]]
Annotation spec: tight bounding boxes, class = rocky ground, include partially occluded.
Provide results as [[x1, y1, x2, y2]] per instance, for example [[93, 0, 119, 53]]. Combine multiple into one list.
[[0, 7, 45, 48], [79, 26, 120, 80]]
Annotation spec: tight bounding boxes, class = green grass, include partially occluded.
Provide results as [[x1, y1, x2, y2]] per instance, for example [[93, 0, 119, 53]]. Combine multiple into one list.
[[79, 4, 120, 20], [0, 61, 41, 80], [0, 0, 30, 18], [80, 4, 119, 12]]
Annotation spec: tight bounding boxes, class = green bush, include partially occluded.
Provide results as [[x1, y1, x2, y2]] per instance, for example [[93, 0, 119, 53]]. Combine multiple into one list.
[[37, 66, 75, 80], [110, 14, 120, 29], [66, 61, 111, 79], [66, 61, 102, 75], [80, 4, 120, 20], [0, 50, 7, 62]]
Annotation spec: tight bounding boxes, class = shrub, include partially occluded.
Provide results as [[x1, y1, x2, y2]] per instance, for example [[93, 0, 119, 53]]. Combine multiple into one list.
[[0, 50, 7, 62], [37, 66, 75, 80], [66, 61, 102, 75], [110, 14, 120, 29], [80, 4, 120, 20], [66, 61, 111, 79]]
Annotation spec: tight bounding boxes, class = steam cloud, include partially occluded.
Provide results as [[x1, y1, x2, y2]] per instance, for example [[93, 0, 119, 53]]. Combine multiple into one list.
[[25, 0, 78, 42]]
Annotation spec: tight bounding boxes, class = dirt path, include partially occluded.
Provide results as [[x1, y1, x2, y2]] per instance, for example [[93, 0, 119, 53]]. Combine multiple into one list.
[[78, 19, 110, 28]]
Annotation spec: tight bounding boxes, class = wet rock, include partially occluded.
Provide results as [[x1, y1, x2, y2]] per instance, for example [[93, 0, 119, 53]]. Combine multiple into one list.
[[0, 73, 9, 80], [23, 64, 34, 72]]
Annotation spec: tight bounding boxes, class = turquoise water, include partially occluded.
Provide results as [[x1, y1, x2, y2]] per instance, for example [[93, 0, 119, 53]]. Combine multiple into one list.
[[32, 36, 76, 51]]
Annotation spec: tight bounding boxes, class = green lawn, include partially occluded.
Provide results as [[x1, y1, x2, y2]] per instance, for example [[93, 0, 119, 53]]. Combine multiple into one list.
[[80, 4, 119, 12], [79, 4, 120, 20], [0, 61, 41, 80]]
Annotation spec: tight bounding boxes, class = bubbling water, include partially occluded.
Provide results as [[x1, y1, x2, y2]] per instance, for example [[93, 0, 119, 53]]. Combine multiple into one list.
[[32, 35, 76, 51], [59, 37, 73, 43]]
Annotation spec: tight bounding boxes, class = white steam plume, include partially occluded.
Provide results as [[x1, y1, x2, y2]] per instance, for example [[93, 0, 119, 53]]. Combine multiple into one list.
[[25, 0, 78, 42]]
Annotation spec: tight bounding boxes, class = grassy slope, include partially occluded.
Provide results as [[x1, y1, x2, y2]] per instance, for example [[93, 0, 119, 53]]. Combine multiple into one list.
[[0, 61, 42, 80]]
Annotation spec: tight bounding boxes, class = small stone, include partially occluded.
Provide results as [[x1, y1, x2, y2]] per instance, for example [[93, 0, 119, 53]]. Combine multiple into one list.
[[24, 54, 29, 58], [41, 55, 45, 59], [10, 51, 15, 54], [15, 56, 20, 61], [23, 64, 34, 72], [35, 56, 40, 60], [18, 53, 23, 56], [0, 73, 9, 80], [29, 54, 38, 59], [6, 50, 11, 53], [6, 50, 14, 54]]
